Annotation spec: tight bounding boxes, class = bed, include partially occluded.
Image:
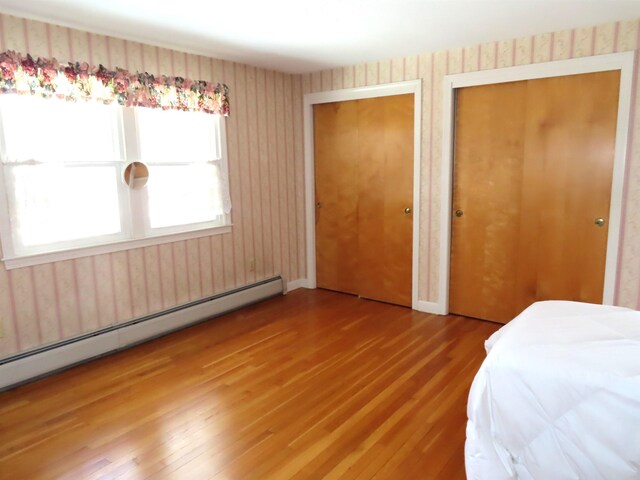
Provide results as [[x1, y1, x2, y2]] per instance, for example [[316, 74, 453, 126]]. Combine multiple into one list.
[[465, 300, 640, 480]]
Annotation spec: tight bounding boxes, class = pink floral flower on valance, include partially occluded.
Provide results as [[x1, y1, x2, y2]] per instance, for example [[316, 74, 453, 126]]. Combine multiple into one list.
[[0, 50, 230, 115]]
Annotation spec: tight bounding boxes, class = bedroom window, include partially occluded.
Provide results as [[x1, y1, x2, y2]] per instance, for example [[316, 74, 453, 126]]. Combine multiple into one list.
[[0, 95, 230, 269], [134, 108, 228, 233]]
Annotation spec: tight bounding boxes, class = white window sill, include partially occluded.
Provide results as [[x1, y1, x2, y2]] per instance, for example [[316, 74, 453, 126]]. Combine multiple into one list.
[[2, 224, 232, 270]]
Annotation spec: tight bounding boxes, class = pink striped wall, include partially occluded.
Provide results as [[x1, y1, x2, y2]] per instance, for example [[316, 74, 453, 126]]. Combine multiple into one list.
[[303, 19, 640, 311], [0, 14, 306, 359], [2, 13, 640, 359]]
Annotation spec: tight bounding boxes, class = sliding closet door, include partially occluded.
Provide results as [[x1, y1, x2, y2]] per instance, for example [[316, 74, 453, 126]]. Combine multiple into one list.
[[519, 71, 620, 306], [357, 94, 414, 307], [450, 71, 620, 323], [314, 94, 414, 306], [449, 81, 528, 322], [314, 101, 360, 294]]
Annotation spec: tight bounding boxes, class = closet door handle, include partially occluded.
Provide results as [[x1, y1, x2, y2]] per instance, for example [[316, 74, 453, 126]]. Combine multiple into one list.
[[404, 207, 412, 214], [455, 209, 464, 217], [595, 217, 606, 227]]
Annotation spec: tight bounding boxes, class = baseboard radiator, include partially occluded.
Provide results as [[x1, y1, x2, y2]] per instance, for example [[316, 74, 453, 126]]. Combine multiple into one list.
[[0, 276, 284, 391]]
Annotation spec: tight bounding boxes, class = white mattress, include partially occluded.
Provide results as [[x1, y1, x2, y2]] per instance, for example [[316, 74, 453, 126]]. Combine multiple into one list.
[[465, 300, 640, 480]]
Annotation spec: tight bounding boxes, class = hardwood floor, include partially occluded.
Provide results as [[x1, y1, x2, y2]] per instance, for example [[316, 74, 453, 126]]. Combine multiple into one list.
[[0, 289, 499, 480]]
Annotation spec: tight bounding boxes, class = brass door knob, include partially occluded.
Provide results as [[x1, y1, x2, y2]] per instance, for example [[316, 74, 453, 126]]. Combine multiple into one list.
[[316, 202, 322, 209], [404, 207, 412, 214], [595, 217, 606, 227], [455, 209, 464, 217]]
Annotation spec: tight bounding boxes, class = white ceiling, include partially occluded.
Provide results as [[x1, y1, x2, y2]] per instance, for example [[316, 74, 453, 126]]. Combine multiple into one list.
[[1, 0, 640, 74]]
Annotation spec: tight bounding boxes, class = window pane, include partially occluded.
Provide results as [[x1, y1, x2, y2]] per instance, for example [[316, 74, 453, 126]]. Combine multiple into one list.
[[6, 164, 122, 248], [136, 108, 220, 163], [0, 95, 121, 163], [147, 164, 223, 229]]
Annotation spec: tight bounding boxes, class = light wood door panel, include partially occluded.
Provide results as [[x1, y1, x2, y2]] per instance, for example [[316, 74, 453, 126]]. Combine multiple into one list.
[[314, 101, 360, 294], [451, 71, 619, 323], [521, 71, 619, 305], [449, 81, 528, 322], [314, 94, 414, 306], [358, 94, 414, 307]]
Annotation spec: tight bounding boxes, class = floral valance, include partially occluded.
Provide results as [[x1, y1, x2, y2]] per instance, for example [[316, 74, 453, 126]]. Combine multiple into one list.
[[0, 50, 230, 115]]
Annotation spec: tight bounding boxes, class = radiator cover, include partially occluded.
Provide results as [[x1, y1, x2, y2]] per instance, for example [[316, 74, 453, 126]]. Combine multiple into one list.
[[0, 276, 284, 390]]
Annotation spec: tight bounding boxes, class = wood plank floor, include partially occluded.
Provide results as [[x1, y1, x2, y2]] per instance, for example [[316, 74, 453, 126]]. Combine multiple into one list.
[[0, 289, 499, 480]]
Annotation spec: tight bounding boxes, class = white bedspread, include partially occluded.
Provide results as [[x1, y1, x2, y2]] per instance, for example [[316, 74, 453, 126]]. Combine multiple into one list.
[[465, 301, 640, 480]]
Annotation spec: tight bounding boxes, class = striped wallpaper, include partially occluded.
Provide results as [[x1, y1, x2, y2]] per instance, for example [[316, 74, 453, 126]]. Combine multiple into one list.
[[0, 13, 306, 359], [302, 19, 640, 311], [2, 13, 640, 359]]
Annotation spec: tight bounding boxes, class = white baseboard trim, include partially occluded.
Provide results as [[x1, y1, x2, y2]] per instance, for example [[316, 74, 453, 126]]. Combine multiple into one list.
[[286, 278, 314, 293], [0, 276, 284, 391], [416, 300, 447, 315]]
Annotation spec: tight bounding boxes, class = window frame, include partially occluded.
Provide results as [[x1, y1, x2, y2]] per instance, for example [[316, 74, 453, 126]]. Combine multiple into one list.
[[0, 98, 232, 270]]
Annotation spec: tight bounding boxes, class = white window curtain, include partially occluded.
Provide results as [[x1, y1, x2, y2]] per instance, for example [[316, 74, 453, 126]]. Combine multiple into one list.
[[0, 94, 231, 263], [0, 95, 129, 254], [135, 107, 232, 232], [0, 50, 233, 267]]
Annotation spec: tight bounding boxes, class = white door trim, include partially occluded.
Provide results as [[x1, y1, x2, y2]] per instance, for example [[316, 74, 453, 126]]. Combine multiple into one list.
[[303, 80, 423, 309], [437, 51, 636, 315]]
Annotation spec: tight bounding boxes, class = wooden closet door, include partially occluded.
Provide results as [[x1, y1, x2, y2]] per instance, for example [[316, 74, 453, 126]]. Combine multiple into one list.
[[314, 94, 414, 306], [357, 94, 414, 307], [314, 101, 360, 294], [449, 81, 528, 322], [518, 71, 620, 307], [450, 71, 620, 323]]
